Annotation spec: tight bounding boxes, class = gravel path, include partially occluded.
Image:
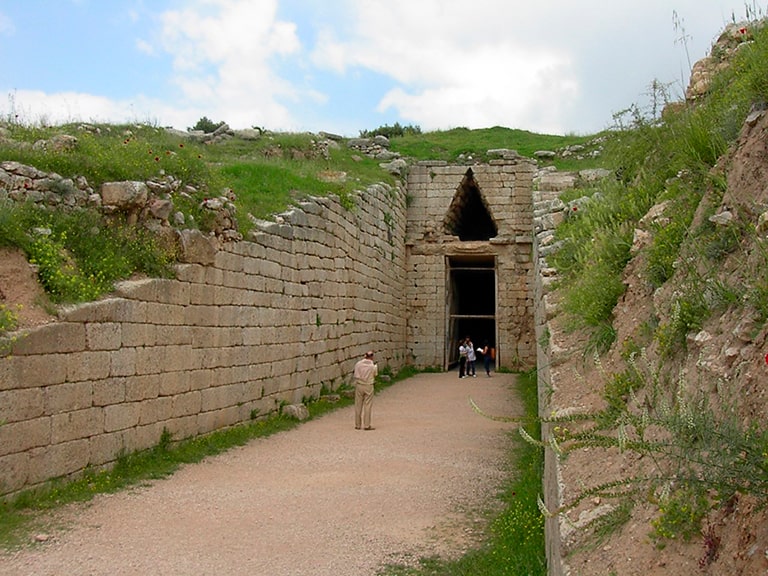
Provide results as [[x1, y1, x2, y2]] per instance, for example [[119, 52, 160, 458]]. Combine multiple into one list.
[[3, 372, 521, 576]]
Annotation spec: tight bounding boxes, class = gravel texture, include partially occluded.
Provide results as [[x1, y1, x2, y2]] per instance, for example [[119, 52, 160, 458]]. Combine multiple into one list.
[[2, 372, 521, 576]]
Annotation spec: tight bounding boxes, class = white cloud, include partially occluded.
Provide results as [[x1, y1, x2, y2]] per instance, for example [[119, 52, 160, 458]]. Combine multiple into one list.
[[135, 38, 154, 55], [5, 89, 160, 126], [0, 12, 15, 36], [151, 0, 304, 128], [305, 0, 751, 133], [1, 0, 757, 135], [309, 0, 583, 131]]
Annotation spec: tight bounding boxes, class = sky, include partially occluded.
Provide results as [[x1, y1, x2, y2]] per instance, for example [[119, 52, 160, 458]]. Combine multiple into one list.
[[0, 0, 765, 137]]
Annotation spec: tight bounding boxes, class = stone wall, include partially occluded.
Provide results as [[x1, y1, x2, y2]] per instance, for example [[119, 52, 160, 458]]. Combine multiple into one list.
[[405, 156, 537, 370], [0, 183, 407, 498], [532, 169, 611, 576], [533, 177, 568, 576]]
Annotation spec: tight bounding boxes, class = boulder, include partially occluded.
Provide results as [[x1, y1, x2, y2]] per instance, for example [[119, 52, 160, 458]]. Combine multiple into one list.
[[100, 181, 149, 210], [177, 229, 219, 265], [282, 404, 310, 421]]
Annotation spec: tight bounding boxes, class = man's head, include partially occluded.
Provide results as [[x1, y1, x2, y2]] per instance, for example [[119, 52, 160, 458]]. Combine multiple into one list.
[[365, 351, 374, 359]]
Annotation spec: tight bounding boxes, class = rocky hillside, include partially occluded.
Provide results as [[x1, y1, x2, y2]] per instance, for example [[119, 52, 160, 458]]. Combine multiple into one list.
[[545, 21, 768, 576]]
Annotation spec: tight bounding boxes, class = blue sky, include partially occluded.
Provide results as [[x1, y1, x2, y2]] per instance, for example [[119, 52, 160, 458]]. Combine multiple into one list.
[[1, 0, 764, 136]]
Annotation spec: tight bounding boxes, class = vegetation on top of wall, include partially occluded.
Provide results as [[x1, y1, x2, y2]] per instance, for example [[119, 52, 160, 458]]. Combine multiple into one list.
[[0, 118, 601, 307], [0, 201, 176, 303], [358, 121, 422, 139]]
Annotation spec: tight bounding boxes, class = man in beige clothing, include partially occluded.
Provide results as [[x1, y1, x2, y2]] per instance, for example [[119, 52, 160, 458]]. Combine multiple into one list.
[[353, 351, 378, 430]]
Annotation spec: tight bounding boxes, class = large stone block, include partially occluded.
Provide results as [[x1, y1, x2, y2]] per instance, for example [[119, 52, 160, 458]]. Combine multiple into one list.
[[154, 324, 192, 346], [0, 451, 30, 495], [10, 322, 86, 356], [51, 407, 104, 443], [125, 374, 160, 402], [110, 347, 137, 377], [45, 381, 93, 414], [89, 430, 124, 467], [0, 387, 44, 423], [138, 396, 173, 426], [135, 345, 196, 375], [104, 402, 140, 432], [86, 322, 122, 351], [93, 378, 126, 407], [122, 422, 165, 454], [165, 415, 198, 440], [121, 322, 157, 347], [196, 406, 242, 434], [172, 391, 202, 418], [58, 298, 131, 323], [66, 351, 111, 382], [27, 439, 89, 484], [158, 370, 191, 397], [0, 417, 51, 457], [200, 383, 244, 412]]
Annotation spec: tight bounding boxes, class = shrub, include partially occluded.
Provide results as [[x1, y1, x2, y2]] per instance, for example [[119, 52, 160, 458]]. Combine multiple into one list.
[[359, 122, 422, 139], [0, 203, 175, 304], [189, 116, 226, 133], [654, 290, 709, 358], [0, 304, 19, 334]]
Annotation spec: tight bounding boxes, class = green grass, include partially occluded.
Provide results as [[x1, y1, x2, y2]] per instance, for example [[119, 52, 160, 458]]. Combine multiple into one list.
[[381, 369, 545, 576], [0, 201, 176, 304], [390, 125, 604, 170]]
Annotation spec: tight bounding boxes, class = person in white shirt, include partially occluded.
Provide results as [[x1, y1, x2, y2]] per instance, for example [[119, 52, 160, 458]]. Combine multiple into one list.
[[465, 337, 477, 377], [458, 339, 468, 378], [353, 351, 378, 430]]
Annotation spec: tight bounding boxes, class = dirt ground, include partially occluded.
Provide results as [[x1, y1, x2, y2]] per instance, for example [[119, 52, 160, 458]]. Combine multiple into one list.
[[0, 247, 57, 331], [1, 370, 522, 576]]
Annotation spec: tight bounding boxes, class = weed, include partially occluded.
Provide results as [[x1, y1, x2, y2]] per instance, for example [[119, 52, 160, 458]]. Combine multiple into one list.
[[651, 484, 709, 543], [537, 350, 768, 549], [537, 326, 550, 350], [0, 304, 19, 334], [655, 290, 709, 358], [584, 322, 617, 357]]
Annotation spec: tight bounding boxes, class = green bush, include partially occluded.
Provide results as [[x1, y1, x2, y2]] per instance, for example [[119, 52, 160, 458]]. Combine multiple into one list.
[[0, 203, 175, 304], [0, 304, 19, 334], [655, 291, 709, 358], [651, 484, 710, 543], [189, 116, 226, 133]]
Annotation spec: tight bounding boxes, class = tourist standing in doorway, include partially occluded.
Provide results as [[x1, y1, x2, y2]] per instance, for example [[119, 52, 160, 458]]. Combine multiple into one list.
[[353, 351, 378, 430], [466, 336, 477, 377], [481, 340, 492, 376], [458, 339, 468, 378]]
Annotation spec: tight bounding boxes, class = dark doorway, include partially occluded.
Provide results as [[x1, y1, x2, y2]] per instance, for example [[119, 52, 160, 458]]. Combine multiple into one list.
[[444, 169, 498, 241], [446, 255, 496, 369]]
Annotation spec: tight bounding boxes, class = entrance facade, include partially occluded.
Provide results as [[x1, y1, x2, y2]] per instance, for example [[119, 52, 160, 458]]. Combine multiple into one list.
[[405, 157, 536, 371]]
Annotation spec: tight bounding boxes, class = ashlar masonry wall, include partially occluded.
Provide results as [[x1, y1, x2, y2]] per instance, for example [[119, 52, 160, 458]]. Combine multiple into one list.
[[0, 182, 407, 498], [405, 156, 536, 370]]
